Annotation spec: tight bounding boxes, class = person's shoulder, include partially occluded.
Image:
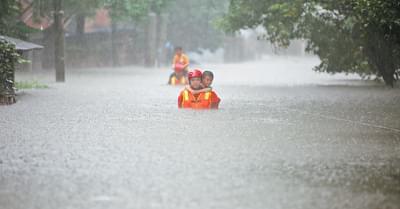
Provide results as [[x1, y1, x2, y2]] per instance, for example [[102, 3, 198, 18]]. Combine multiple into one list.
[[211, 91, 220, 99], [178, 89, 187, 100], [179, 88, 189, 94]]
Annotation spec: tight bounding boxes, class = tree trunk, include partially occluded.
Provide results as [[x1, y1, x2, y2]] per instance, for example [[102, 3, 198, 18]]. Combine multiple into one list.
[[76, 13, 86, 37], [111, 20, 119, 67], [144, 13, 157, 67], [54, 0, 65, 82], [156, 13, 168, 67], [371, 48, 395, 87], [382, 71, 394, 87], [0, 95, 16, 105], [364, 27, 397, 87]]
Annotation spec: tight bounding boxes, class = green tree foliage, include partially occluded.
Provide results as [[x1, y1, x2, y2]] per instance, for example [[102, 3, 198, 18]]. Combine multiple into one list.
[[30, 0, 227, 51], [30, 0, 104, 37], [221, 0, 400, 86], [103, 0, 171, 22], [32, 0, 102, 19], [104, 0, 229, 54], [0, 38, 22, 103], [0, 0, 20, 35], [104, 0, 149, 22], [166, 0, 229, 52], [30, 0, 172, 24], [0, 0, 34, 38]]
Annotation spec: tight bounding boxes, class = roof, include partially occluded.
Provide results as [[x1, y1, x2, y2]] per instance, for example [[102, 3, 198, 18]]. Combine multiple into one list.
[[0, 35, 43, 51]]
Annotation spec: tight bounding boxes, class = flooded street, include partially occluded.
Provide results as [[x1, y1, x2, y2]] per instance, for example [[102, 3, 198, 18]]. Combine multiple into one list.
[[1, 56, 400, 209]]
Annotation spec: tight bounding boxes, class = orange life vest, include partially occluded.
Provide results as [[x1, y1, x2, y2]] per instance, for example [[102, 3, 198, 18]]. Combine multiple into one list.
[[180, 90, 212, 109], [171, 76, 187, 85]]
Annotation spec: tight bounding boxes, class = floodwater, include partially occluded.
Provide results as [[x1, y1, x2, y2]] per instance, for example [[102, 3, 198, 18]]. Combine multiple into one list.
[[1, 56, 400, 209]]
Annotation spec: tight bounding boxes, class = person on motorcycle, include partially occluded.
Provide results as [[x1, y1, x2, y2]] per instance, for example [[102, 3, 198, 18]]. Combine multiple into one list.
[[172, 47, 190, 71], [169, 47, 190, 84]]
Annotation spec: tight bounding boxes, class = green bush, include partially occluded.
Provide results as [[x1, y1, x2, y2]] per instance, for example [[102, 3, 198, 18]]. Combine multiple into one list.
[[0, 38, 20, 102], [15, 80, 49, 89]]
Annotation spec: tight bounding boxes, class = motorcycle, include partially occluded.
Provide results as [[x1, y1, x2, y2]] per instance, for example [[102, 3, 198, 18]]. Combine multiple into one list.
[[168, 63, 188, 85]]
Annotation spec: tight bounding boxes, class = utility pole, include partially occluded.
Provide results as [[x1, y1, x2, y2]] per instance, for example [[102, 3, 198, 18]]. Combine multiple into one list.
[[54, 0, 65, 82]]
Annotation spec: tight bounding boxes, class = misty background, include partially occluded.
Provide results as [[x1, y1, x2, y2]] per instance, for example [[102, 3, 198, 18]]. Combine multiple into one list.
[[12, 0, 308, 72]]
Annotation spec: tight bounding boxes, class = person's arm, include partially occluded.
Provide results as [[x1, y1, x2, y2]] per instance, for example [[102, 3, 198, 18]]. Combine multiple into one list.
[[185, 85, 193, 92], [183, 55, 190, 68], [185, 85, 212, 94], [192, 87, 212, 94], [172, 55, 177, 68]]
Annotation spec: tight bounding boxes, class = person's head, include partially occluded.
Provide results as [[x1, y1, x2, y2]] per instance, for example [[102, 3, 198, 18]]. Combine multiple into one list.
[[175, 47, 183, 56], [188, 69, 202, 90], [202, 71, 214, 87]]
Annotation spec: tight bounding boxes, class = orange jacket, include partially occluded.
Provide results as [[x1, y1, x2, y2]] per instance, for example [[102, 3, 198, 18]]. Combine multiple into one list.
[[178, 90, 212, 109], [210, 91, 221, 109], [173, 54, 189, 67]]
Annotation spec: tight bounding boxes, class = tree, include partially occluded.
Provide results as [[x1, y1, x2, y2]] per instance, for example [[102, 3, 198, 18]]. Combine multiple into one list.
[[32, 0, 103, 35], [104, 0, 172, 20], [32, 0, 102, 21], [166, 0, 229, 52], [0, 0, 35, 38], [53, 0, 65, 82], [0, 38, 22, 104], [351, 0, 400, 86], [0, 0, 20, 36], [104, 0, 149, 22], [104, 0, 164, 66], [220, 0, 400, 86]]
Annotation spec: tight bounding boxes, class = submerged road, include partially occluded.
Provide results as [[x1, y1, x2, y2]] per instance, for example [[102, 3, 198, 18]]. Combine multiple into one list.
[[1, 56, 400, 209]]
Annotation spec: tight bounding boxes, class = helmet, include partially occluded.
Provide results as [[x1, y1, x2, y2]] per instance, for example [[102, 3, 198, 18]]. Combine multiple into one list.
[[174, 63, 185, 72], [188, 69, 202, 80]]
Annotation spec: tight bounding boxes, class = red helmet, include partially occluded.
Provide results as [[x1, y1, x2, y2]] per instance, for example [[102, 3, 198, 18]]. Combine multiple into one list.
[[188, 69, 202, 80], [174, 63, 185, 72]]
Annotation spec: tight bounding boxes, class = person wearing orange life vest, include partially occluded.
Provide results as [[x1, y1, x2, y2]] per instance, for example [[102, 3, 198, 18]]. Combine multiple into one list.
[[169, 47, 190, 85], [172, 47, 190, 71], [178, 69, 213, 109], [184, 70, 220, 109]]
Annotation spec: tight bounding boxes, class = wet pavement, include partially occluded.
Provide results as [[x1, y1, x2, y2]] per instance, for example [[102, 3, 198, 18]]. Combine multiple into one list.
[[1, 56, 400, 209]]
